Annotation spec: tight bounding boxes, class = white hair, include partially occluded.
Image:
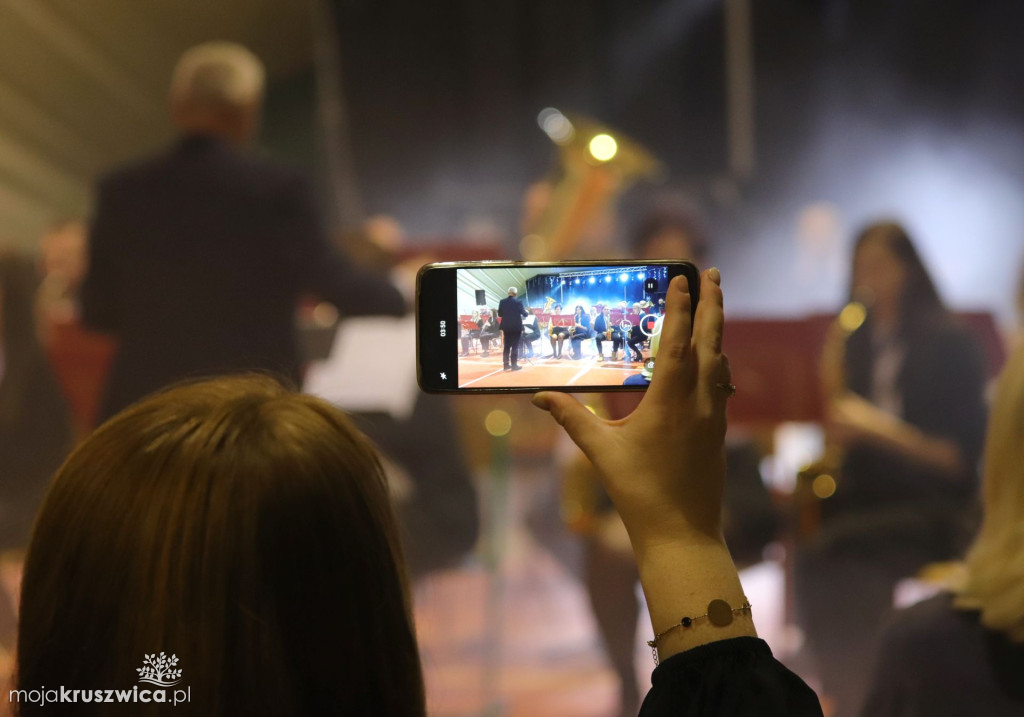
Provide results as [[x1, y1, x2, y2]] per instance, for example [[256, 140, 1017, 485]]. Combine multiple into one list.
[[170, 42, 265, 112], [508, 287, 518, 295]]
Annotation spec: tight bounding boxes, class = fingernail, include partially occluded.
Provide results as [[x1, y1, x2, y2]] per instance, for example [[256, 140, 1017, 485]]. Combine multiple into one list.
[[708, 267, 721, 285], [531, 393, 551, 411]]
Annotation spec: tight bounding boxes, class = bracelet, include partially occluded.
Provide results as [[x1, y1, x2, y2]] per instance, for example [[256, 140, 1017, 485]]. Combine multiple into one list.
[[646, 598, 752, 665]]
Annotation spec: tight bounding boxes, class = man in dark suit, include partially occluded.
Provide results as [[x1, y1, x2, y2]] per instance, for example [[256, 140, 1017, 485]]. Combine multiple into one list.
[[497, 286, 528, 371], [81, 42, 404, 420]]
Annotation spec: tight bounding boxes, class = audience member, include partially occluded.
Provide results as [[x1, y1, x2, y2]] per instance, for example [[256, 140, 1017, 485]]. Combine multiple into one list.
[[80, 42, 403, 421], [15, 270, 821, 716], [0, 253, 72, 653], [796, 221, 988, 717], [859, 342, 1024, 716]]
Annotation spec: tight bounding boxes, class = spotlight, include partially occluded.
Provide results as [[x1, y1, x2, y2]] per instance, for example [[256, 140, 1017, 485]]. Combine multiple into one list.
[[620, 273, 629, 282], [636, 273, 644, 280], [588, 134, 618, 162], [605, 276, 612, 283], [588, 277, 596, 284]]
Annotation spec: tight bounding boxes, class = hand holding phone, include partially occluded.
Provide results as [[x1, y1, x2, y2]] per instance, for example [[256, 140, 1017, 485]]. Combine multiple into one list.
[[416, 260, 700, 393]]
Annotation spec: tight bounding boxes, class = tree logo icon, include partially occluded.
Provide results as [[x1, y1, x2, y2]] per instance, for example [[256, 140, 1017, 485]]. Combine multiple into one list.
[[136, 653, 183, 687]]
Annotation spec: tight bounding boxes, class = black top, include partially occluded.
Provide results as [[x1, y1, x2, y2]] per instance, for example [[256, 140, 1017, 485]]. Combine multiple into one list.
[[838, 317, 987, 513], [82, 134, 405, 419], [497, 296, 528, 331], [640, 637, 823, 716], [861, 592, 1024, 716]]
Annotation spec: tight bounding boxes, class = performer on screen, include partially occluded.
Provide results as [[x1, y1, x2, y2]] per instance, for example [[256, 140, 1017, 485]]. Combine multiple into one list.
[[521, 307, 541, 358], [569, 304, 592, 360], [459, 309, 483, 357], [549, 303, 569, 359], [593, 306, 623, 361], [626, 301, 643, 364], [478, 311, 499, 357], [497, 287, 528, 372]]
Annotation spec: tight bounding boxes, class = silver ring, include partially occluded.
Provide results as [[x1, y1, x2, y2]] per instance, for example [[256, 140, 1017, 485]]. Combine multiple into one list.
[[716, 382, 737, 397]]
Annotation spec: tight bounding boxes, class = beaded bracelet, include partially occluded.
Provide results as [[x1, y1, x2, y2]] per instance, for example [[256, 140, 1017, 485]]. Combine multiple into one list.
[[646, 598, 752, 664]]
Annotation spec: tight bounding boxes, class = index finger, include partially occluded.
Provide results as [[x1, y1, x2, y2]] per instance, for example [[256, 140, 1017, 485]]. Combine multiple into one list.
[[645, 274, 694, 403]]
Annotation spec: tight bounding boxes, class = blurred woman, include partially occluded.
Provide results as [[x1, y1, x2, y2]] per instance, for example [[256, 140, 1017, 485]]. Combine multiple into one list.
[[797, 221, 988, 717], [860, 342, 1024, 716], [0, 252, 72, 652]]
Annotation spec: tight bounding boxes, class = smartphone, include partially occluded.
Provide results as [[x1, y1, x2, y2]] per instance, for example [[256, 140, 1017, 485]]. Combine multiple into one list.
[[417, 260, 700, 393]]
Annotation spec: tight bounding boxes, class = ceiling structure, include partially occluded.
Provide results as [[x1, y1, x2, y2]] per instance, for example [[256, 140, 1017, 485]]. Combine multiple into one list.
[[0, 0, 314, 248]]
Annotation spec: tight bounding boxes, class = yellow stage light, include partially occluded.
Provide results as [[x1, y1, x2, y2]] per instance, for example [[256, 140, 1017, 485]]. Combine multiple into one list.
[[588, 133, 618, 162]]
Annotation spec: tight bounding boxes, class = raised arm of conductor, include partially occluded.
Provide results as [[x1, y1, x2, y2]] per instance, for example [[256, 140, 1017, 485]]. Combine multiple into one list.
[[533, 269, 823, 716], [284, 175, 405, 318]]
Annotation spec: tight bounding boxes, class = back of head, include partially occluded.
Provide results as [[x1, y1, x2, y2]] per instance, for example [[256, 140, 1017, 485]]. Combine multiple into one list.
[[17, 375, 425, 716], [169, 42, 265, 142], [956, 344, 1024, 641]]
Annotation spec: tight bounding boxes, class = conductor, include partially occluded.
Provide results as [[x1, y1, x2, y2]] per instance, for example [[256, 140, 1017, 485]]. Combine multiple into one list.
[[497, 287, 529, 372]]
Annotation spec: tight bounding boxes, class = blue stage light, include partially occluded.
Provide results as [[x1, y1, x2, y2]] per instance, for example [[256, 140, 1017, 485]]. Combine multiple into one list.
[[588, 277, 596, 284], [636, 273, 644, 280], [605, 276, 612, 283], [620, 273, 629, 282]]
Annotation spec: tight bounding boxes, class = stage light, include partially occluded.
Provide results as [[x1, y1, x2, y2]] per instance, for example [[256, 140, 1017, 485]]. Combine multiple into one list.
[[636, 273, 644, 280], [605, 276, 612, 282], [588, 134, 618, 162], [588, 276, 596, 284], [575, 278, 581, 284], [537, 107, 575, 145], [620, 273, 629, 282]]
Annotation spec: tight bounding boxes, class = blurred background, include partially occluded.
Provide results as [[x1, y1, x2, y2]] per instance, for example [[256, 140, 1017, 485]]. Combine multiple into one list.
[[3, 0, 1024, 320], [2, 1, 1024, 716]]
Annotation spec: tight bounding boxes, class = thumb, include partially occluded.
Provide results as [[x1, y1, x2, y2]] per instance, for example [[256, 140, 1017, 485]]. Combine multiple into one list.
[[531, 391, 605, 455]]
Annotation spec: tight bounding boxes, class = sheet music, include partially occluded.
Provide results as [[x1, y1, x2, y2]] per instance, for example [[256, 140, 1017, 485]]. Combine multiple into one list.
[[303, 316, 419, 420]]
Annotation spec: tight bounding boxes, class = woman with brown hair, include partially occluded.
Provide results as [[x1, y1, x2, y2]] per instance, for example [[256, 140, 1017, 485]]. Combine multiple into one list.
[[15, 270, 822, 715], [796, 221, 988, 717], [16, 377, 424, 715]]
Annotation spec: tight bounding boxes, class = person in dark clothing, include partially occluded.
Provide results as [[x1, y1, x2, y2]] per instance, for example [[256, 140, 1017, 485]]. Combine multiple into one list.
[[569, 304, 592, 359], [80, 42, 404, 421], [593, 307, 623, 361], [859, 341, 1024, 717], [796, 221, 988, 717], [0, 253, 73, 652], [478, 311, 499, 357], [16, 271, 823, 716], [497, 287, 528, 371]]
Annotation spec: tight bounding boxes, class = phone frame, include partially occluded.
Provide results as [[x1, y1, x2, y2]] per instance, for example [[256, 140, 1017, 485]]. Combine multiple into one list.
[[416, 259, 700, 394]]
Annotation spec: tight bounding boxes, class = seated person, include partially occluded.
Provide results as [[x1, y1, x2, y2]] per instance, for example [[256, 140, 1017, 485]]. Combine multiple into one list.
[[627, 301, 656, 364], [16, 270, 823, 716], [549, 303, 570, 359], [521, 308, 541, 358], [594, 306, 624, 361], [459, 309, 483, 356], [569, 304, 592, 360], [859, 341, 1024, 717], [478, 310, 500, 357]]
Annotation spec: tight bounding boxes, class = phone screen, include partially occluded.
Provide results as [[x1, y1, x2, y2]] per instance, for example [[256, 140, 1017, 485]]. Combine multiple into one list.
[[417, 260, 699, 393]]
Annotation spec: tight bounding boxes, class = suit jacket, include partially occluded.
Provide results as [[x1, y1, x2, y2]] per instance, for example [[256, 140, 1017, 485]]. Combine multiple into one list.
[[82, 134, 405, 420], [497, 296, 527, 332]]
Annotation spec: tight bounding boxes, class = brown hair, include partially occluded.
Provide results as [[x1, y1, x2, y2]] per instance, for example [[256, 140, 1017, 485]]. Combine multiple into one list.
[[17, 375, 424, 716], [849, 221, 948, 339]]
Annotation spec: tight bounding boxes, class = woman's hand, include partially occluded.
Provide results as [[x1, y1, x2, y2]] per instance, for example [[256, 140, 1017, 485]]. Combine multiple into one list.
[[532, 268, 731, 554]]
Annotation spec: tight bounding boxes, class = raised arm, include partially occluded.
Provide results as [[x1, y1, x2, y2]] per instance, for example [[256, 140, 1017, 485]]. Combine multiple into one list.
[[533, 269, 822, 715]]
